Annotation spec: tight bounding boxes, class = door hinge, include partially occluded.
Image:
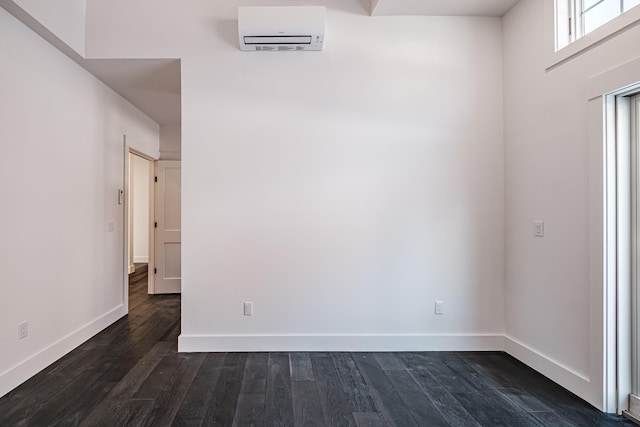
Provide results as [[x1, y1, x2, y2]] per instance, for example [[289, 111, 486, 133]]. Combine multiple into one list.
[[154, 268, 157, 274], [154, 176, 158, 183], [154, 221, 157, 228]]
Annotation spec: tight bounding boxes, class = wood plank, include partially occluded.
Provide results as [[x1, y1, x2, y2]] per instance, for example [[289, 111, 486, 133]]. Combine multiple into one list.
[[133, 350, 186, 400], [264, 353, 294, 426], [290, 352, 314, 381], [240, 352, 268, 394], [0, 369, 77, 425], [353, 412, 387, 427], [233, 352, 268, 426], [79, 342, 172, 426], [529, 411, 580, 427], [331, 352, 376, 413], [232, 393, 265, 427], [497, 387, 553, 413], [311, 353, 357, 427], [384, 368, 449, 427], [171, 353, 227, 425], [18, 369, 114, 427], [373, 353, 404, 371], [85, 400, 155, 427], [351, 353, 417, 427], [292, 380, 326, 426], [159, 319, 181, 342], [201, 353, 248, 427], [451, 390, 543, 427], [419, 355, 478, 394], [406, 370, 480, 426], [396, 353, 480, 427], [460, 354, 612, 426], [441, 357, 546, 426], [137, 352, 205, 427]]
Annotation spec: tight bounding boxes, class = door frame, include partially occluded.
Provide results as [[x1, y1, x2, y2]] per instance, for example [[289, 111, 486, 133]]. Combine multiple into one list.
[[123, 136, 158, 305], [603, 85, 640, 415]]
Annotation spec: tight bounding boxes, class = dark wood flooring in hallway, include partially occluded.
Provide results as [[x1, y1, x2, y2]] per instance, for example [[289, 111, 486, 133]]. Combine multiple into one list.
[[0, 268, 633, 426]]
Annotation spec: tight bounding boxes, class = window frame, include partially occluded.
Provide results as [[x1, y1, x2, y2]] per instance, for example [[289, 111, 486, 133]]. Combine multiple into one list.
[[561, 0, 630, 49], [545, 0, 640, 70]]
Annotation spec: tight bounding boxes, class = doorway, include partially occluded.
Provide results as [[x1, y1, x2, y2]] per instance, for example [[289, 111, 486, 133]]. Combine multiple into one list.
[[130, 154, 151, 268], [128, 151, 155, 295], [126, 151, 181, 296]]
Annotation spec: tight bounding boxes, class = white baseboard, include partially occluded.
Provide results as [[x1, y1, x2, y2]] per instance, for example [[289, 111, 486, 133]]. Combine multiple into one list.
[[504, 336, 595, 407], [128, 264, 135, 274], [0, 325, 602, 409], [178, 333, 505, 353], [133, 256, 148, 263], [0, 305, 127, 399]]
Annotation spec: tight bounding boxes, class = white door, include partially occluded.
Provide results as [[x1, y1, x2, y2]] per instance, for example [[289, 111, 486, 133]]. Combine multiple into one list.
[[154, 161, 181, 294]]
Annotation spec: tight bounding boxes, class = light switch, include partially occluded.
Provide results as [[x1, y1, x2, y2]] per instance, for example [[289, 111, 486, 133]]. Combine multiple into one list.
[[244, 302, 253, 316], [534, 221, 544, 237]]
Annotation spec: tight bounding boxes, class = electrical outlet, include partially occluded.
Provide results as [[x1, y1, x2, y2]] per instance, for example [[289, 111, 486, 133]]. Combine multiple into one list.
[[435, 301, 444, 315], [243, 302, 254, 316], [18, 321, 28, 339]]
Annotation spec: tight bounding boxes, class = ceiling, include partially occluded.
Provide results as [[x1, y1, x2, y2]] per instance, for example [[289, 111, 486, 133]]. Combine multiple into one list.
[[371, 0, 520, 16], [83, 59, 181, 126]]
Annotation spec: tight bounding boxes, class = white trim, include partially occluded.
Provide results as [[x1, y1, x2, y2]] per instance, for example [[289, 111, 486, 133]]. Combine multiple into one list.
[[178, 333, 505, 353], [504, 336, 596, 405], [617, 95, 633, 414], [587, 57, 640, 101], [128, 264, 136, 274], [0, 305, 127, 398], [147, 160, 156, 295], [633, 95, 640, 398], [604, 93, 619, 413], [123, 137, 130, 312], [133, 256, 149, 263], [125, 145, 159, 296], [545, 0, 640, 70]]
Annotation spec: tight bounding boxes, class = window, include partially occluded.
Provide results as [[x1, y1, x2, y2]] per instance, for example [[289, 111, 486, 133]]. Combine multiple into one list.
[[556, 0, 640, 50]]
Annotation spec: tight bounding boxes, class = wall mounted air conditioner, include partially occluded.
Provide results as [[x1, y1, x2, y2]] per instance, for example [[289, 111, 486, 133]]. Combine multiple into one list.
[[238, 6, 325, 51]]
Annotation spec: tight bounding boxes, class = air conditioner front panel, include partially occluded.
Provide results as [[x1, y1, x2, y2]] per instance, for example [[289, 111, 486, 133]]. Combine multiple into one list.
[[238, 6, 325, 52], [244, 36, 312, 45]]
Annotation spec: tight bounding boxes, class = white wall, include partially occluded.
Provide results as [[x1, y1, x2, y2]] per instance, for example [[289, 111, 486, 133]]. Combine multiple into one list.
[[86, 0, 506, 351], [132, 154, 150, 263], [0, 7, 159, 398], [160, 124, 181, 160], [12, 0, 87, 55], [503, 0, 640, 409]]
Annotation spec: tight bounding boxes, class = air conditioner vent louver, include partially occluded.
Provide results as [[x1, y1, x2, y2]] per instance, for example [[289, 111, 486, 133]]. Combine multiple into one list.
[[238, 6, 325, 52]]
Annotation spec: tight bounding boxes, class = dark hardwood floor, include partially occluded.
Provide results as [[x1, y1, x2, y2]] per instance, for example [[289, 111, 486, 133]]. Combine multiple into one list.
[[0, 268, 633, 426]]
